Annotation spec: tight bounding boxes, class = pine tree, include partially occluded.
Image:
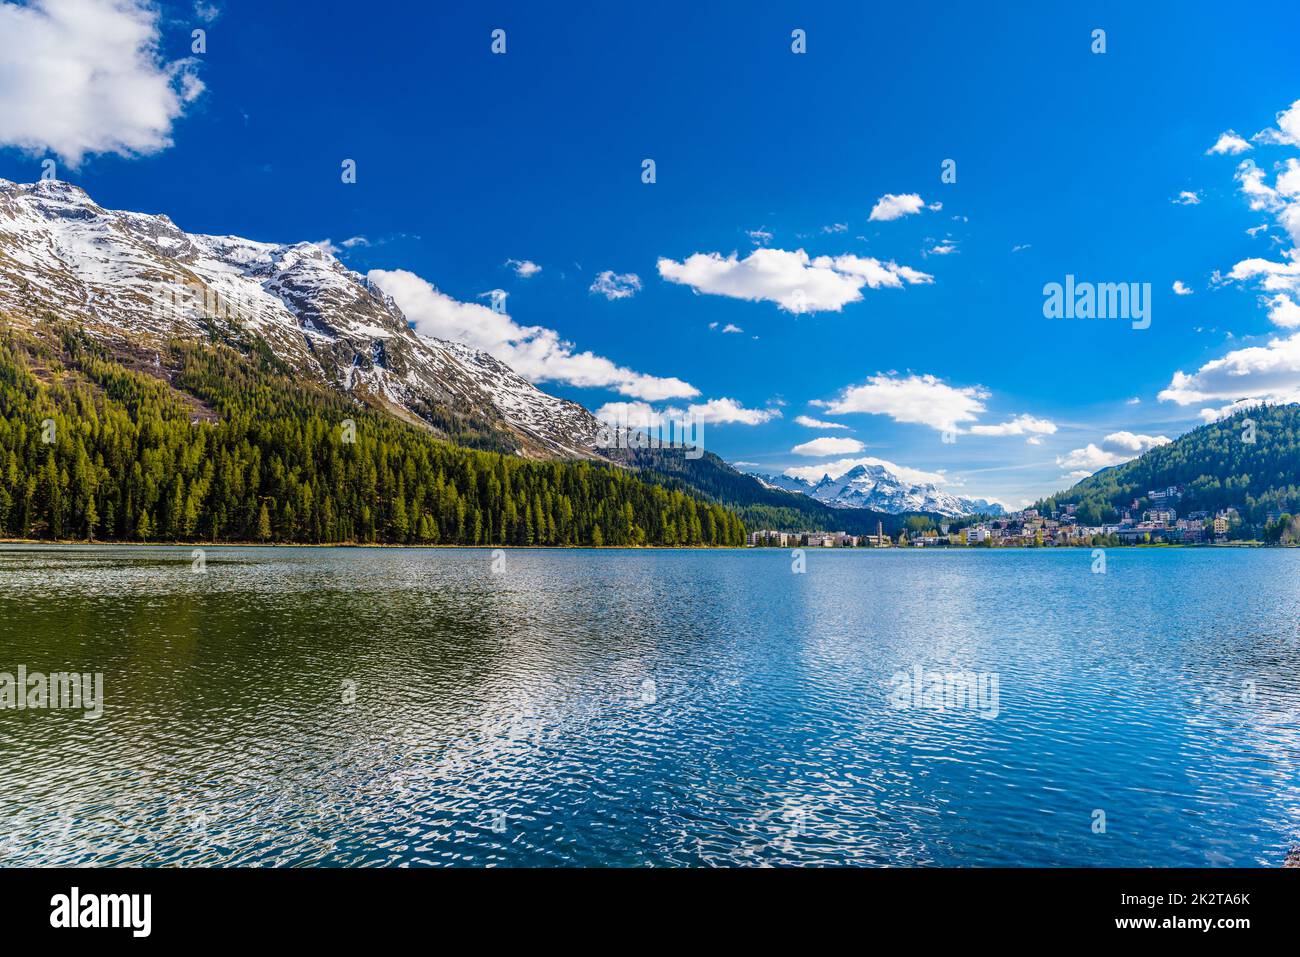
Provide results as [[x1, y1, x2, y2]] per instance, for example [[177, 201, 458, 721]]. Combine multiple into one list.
[[84, 495, 98, 541]]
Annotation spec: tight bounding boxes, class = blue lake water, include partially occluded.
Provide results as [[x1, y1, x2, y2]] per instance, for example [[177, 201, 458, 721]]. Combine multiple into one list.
[[0, 544, 1297, 866]]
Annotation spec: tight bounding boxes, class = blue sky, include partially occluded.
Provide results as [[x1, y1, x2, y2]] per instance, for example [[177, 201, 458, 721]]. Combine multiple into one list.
[[3, 0, 1300, 506]]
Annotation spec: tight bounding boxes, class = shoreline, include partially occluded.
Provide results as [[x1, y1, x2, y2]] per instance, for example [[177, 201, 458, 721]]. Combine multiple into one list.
[[0, 539, 1292, 551], [0, 539, 740, 550]]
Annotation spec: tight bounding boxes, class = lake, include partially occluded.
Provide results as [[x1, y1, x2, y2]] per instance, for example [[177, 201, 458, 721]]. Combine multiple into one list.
[[1, 544, 1297, 866]]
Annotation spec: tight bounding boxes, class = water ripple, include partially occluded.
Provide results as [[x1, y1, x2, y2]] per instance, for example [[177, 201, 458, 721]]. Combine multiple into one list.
[[0, 545, 1297, 866]]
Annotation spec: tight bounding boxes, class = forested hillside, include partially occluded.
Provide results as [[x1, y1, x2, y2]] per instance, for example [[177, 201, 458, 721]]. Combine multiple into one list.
[[1038, 404, 1300, 533], [0, 321, 745, 546]]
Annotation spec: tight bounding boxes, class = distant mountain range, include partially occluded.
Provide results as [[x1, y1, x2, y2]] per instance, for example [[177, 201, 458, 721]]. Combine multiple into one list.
[[750, 463, 1006, 517], [610, 448, 920, 536]]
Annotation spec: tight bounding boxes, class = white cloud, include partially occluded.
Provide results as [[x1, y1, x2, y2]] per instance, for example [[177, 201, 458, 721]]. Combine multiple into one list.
[[1266, 294, 1300, 328], [1195, 398, 1267, 422], [595, 401, 668, 430], [597, 398, 779, 428], [1056, 432, 1171, 473], [687, 398, 781, 425], [505, 258, 541, 278], [194, 2, 220, 22], [792, 437, 866, 456], [657, 248, 930, 314], [1224, 257, 1300, 326], [814, 373, 987, 433], [926, 243, 958, 256], [1278, 158, 1300, 198], [1159, 330, 1300, 414], [1227, 255, 1300, 289], [721, 323, 743, 334], [834, 254, 933, 288], [588, 270, 641, 300], [967, 414, 1058, 439], [478, 288, 508, 312], [1186, 104, 1300, 401], [746, 228, 773, 246], [1126, 396, 1141, 405], [783, 456, 949, 487], [1172, 190, 1202, 206], [370, 268, 696, 401], [1207, 130, 1252, 155], [869, 193, 926, 221], [1104, 431, 1171, 454], [1231, 160, 1300, 247], [794, 415, 849, 430], [0, 0, 205, 167], [822, 223, 848, 234], [312, 236, 368, 256], [1012, 243, 1032, 253], [1235, 161, 1284, 214], [1172, 280, 1194, 296], [1253, 99, 1300, 147]]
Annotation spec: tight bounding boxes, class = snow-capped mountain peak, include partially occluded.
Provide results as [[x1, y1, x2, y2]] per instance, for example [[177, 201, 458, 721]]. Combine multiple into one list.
[[752, 462, 1004, 517], [0, 179, 602, 457]]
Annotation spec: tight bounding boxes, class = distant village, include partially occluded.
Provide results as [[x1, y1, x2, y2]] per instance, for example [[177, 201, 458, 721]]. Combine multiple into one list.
[[748, 485, 1264, 548]]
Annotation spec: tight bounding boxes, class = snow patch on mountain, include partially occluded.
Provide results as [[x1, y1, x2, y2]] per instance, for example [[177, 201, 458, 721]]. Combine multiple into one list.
[[751, 462, 1004, 517]]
